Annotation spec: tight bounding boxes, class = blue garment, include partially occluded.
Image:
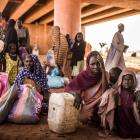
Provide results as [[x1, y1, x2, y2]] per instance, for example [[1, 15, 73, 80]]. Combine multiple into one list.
[[46, 51, 54, 62], [47, 75, 64, 88], [47, 67, 64, 88], [49, 67, 60, 77]]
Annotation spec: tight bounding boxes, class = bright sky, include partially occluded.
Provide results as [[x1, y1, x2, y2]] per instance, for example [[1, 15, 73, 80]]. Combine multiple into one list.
[[85, 14, 140, 52]]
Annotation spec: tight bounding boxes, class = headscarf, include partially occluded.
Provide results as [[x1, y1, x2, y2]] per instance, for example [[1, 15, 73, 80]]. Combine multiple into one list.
[[75, 32, 84, 42], [7, 19, 16, 29], [118, 69, 137, 90], [65, 51, 102, 92], [15, 54, 48, 91], [118, 23, 124, 28], [18, 46, 28, 59]]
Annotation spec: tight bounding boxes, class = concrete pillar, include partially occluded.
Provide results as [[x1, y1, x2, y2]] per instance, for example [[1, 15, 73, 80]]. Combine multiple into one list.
[[54, 0, 81, 38]]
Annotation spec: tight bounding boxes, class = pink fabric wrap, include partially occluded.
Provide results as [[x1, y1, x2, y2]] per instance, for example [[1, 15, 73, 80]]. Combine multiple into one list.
[[8, 85, 43, 124], [0, 73, 9, 97]]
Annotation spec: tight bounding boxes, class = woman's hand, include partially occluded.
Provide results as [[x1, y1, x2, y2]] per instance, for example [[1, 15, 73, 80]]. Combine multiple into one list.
[[97, 55, 105, 71], [73, 93, 82, 110]]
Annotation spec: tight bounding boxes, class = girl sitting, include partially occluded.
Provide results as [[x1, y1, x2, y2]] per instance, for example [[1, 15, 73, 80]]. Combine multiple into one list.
[[5, 43, 19, 85], [115, 70, 140, 138], [14, 53, 49, 114]]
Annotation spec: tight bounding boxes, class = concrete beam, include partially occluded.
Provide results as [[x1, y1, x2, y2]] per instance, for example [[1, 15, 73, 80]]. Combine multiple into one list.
[[82, 8, 131, 24], [82, 10, 139, 26], [11, 0, 38, 20], [0, 0, 10, 12], [24, 0, 54, 23], [82, 0, 140, 10], [82, 5, 113, 18], [39, 14, 54, 24], [81, 3, 91, 9]]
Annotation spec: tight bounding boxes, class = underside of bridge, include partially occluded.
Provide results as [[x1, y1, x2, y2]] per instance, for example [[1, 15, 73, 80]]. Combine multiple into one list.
[[1, 0, 139, 54], [1, 0, 140, 25]]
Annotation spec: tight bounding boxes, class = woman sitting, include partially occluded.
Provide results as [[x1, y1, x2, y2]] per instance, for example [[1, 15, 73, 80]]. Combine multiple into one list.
[[5, 43, 19, 85], [115, 70, 140, 138], [65, 51, 108, 124], [14, 53, 49, 113]]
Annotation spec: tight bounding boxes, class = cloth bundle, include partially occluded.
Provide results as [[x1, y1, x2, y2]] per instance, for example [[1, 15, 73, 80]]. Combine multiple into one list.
[[0, 85, 18, 123], [8, 85, 43, 124], [0, 73, 9, 97]]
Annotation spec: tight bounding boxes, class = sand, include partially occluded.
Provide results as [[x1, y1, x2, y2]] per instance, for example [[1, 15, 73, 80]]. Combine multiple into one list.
[[0, 116, 137, 140]]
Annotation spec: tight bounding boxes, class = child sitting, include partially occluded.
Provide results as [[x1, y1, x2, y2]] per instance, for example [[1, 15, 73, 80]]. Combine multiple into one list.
[[5, 43, 19, 85], [115, 70, 140, 138]]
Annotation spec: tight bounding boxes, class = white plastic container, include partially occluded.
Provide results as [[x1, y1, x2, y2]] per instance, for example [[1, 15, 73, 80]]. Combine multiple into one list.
[[48, 92, 79, 134]]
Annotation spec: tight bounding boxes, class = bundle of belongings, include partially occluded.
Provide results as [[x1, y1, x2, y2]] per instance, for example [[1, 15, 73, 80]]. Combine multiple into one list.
[[0, 73, 43, 124]]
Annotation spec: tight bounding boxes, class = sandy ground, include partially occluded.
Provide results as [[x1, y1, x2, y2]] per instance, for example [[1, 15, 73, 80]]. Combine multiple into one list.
[[0, 116, 139, 140]]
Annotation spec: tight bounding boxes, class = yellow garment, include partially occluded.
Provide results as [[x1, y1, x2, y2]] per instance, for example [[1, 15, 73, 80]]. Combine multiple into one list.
[[6, 54, 19, 85]]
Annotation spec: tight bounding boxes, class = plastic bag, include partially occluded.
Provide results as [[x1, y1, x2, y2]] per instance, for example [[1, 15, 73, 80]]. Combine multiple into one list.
[[0, 73, 9, 97], [8, 85, 43, 124], [47, 75, 64, 88], [0, 85, 18, 123], [46, 49, 56, 65]]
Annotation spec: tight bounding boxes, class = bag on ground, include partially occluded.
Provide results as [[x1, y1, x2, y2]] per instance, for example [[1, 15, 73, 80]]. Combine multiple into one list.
[[48, 92, 79, 134], [0, 73, 9, 97], [0, 85, 18, 123], [8, 85, 43, 124]]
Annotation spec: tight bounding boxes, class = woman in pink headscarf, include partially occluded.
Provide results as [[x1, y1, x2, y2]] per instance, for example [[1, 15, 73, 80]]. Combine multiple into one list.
[[65, 51, 108, 123]]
